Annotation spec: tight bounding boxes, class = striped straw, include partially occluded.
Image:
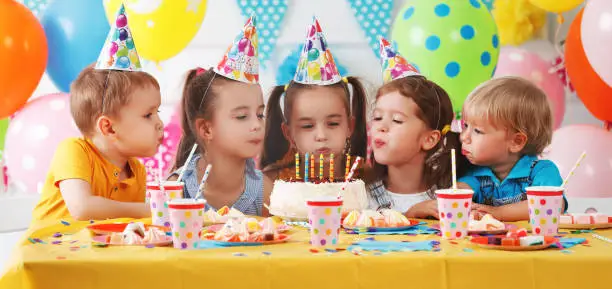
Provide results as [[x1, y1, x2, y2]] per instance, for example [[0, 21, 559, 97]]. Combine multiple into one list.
[[177, 144, 198, 182], [451, 149, 457, 190], [194, 164, 212, 200], [562, 151, 587, 188], [337, 157, 362, 199]]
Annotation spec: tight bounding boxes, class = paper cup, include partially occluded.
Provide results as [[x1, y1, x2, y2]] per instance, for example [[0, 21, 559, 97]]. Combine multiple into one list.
[[146, 181, 184, 227], [307, 197, 343, 247], [168, 199, 206, 250], [436, 189, 474, 239], [526, 186, 564, 236]]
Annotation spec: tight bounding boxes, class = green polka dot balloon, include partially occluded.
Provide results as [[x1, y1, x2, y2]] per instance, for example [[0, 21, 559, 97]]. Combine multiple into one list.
[[391, 0, 499, 114]]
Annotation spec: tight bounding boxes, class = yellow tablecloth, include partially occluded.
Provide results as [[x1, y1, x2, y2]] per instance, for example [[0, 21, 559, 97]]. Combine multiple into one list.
[[1, 218, 611, 289]]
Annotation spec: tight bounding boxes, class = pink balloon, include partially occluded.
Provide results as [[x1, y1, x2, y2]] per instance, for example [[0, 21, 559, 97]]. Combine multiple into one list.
[[582, 0, 612, 87], [139, 107, 182, 182], [545, 125, 612, 198], [494, 47, 566, 128], [4, 93, 81, 194]]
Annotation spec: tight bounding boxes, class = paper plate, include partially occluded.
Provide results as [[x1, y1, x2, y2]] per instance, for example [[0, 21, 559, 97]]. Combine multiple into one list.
[[87, 223, 170, 235], [269, 211, 308, 222], [202, 234, 291, 246], [343, 220, 422, 232], [559, 223, 612, 230], [91, 235, 173, 247], [204, 224, 291, 233], [431, 223, 516, 235], [472, 242, 554, 251]]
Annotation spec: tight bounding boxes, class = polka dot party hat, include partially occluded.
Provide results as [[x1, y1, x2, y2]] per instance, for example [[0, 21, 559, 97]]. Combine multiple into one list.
[[214, 15, 259, 84], [95, 4, 142, 72], [379, 37, 420, 83], [293, 16, 342, 85]]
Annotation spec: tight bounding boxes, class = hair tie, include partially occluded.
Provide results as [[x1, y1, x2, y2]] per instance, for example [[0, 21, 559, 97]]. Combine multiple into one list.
[[196, 67, 206, 76], [284, 84, 289, 91], [342, 77, 349, 84], [441, 124, 451, 135]]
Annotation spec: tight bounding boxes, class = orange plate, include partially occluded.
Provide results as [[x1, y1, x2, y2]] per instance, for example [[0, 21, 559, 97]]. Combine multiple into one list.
[[87, 223, 170, 235], [91, 235, 173, 247]]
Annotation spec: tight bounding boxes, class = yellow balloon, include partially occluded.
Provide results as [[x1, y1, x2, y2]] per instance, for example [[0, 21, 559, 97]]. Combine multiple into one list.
[[105, 0, 207, 62], [529, 0, 583, 13]]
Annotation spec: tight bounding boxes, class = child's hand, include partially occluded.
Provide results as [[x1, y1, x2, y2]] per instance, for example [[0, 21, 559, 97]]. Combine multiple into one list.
[[471, 203, 500, 219], [405, 200, 439, 219]]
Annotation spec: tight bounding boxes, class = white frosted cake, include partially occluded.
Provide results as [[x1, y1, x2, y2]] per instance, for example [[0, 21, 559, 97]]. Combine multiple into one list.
[[269, 180, 369, 219]]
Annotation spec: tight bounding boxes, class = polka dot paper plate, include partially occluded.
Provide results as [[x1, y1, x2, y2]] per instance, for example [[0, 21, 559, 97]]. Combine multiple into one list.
[[87, 223, 170, 235], [202, 234, 291, 247], [343, 219, 422, 232], [204, 224, 291, 234], [91, 235, 173, 247]]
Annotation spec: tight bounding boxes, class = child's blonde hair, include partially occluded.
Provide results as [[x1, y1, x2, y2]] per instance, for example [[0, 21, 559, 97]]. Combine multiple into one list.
[[70, 65, 160, 137], [463, 76, 553, 155]]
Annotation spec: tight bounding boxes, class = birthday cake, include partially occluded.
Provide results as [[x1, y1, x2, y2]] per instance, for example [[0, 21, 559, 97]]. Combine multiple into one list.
[[269, 154, 369, 219], [270, 180, 368, 219]]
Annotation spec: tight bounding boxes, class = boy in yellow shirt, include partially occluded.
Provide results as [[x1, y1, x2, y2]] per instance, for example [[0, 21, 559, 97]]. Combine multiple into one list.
[[32, 5, 163, 221]]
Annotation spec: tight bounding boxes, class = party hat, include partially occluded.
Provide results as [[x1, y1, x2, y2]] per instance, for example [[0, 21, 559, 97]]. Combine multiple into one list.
[[214, 15, 259, 84], [379, 37, 420, 83], [293, 16, 342, 85], [95, 4, 142, 71]]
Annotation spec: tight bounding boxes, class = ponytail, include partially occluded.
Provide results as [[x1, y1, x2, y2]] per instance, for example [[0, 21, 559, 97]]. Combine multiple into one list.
[[260, 85, 290, 169], [345, 76, 368, 158], [172, 69, 200, 171]]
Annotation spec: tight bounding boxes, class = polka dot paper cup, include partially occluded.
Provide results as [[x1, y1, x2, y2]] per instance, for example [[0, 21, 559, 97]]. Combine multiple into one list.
[[307, 197, 343, 247], [436, 189, 474, 239], [526, 186, 564, 236], [168, 199, 206, 250], [146, 181, 184, 227]]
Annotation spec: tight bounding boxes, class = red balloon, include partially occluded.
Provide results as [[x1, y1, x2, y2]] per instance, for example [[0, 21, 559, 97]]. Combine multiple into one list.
[[565, 9, 612, 122], [0, 1, 48, 119]]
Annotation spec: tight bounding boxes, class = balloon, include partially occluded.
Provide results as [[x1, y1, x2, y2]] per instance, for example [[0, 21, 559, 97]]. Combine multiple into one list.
[[565, 10, 612, 122], [545, 125, 612, 198], [493, 0, 546, 46], [42, 0, 109, 93], [0, 1, 47, 119], [4, 93, 81, 194], [140, 107, 181, 182], [104, 0, 208, 62], [581, 0, 612, 87], [392, 1, 499, 114], [494, 47, 565, 128], [0, 118, 8, 152], [529, 0, 584, 13]]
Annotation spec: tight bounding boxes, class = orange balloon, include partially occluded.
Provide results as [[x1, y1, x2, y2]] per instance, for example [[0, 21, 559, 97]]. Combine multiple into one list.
[[0, 1, 48, 119], [565, 9, 612, 122]]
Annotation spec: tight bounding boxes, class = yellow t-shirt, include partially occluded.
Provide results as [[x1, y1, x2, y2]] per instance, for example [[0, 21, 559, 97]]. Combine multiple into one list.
[[32, 138, 147, 221]]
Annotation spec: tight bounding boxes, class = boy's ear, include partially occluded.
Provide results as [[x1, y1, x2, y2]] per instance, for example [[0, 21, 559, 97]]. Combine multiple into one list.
[[509, 131, 528, 153], [96, 115, 116, 138]]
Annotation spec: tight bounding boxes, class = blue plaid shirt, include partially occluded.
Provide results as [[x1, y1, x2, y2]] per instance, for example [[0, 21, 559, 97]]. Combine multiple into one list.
[[459, 155, 567, 211]]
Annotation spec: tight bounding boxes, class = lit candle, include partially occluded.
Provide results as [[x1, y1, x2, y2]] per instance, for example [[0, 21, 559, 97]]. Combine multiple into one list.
[[319, 154, 324, 180], [345, 154, 351, 178], [330, 153, 334, 182], [295, 153, 300, 180], [310, 153, 314, 179], [304, 153, 309, 182]]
